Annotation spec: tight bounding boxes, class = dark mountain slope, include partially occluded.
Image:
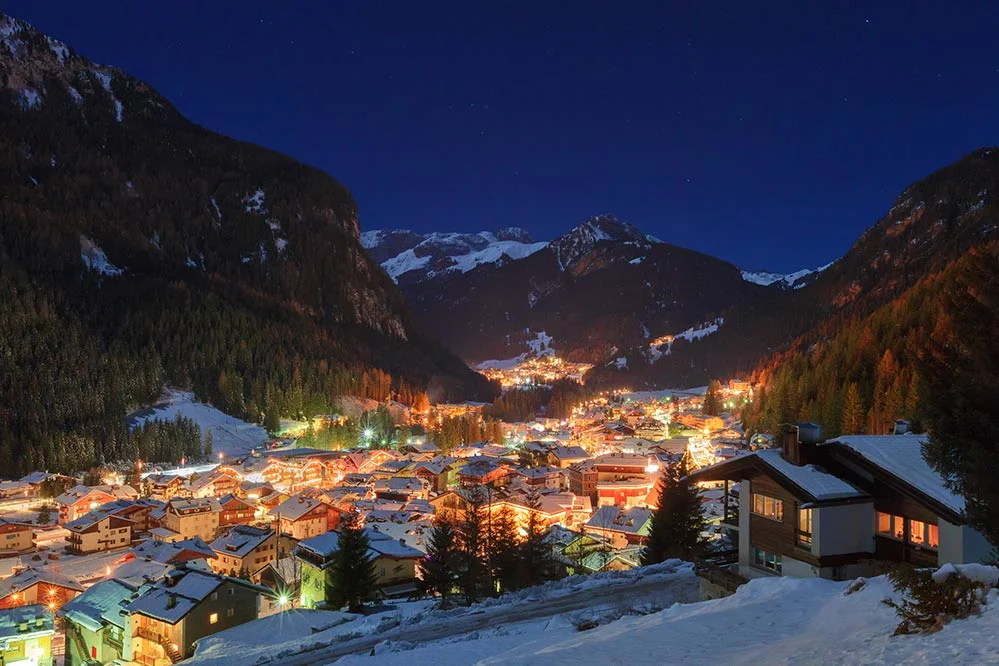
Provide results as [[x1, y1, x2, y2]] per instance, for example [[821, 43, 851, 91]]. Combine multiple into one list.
[[0, 13, 492, 475]]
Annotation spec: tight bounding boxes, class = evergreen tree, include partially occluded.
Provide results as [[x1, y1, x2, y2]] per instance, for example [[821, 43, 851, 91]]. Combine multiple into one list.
[[36, 505, 51, 525], [641, 453, 705, 564], [328, 514, 378, 612], [517, 486, 556, 588], [457, 487, 490, 604], [419, 518, 461, 607], [918, 248, 999, 551], [487, 505, 520, 593], [841, 382, 865, 434], [702, 380, 722, 416], [203, 430, 214, 459]]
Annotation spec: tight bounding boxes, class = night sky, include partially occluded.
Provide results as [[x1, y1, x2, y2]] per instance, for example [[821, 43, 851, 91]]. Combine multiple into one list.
[[7, 1, 999, 272]]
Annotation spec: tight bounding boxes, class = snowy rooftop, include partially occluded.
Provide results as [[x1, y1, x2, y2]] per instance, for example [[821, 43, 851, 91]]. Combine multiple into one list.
[[210, 526, 274, 558], [60, 579, 135, 631], [824, 434, 963, 514], [755, 449, 866, 501], [586, 506, 653, 534]]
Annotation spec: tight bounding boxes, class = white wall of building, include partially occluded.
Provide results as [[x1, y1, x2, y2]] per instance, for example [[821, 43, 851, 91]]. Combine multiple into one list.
[[813, 502, 875, 557], [939, 519, 993, 565]]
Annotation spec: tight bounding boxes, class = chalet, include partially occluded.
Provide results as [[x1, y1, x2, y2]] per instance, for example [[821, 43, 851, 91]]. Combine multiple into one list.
[[429, 487, 489, 523], [676, 413, 725, 433], [65, 511, 135, 555], [61, 578, 135, 664], [407, 458, 452, 493], [130, 537, 217, 567], [0, 519, 34, 555], [372, 477, 429, 502], [219, 494, 256, 527], [295, 528, 423, 608], [188, 470, 241, 499], [687, 427, 994, 591], [547, 446, 591, 468], [457, 457, 512, 487], [209, 526, 277, 581], [54, 486, 117, 525], [145, 474, 187, 501], [0, 480, 34, 499], [157, 497, 222, 542], [583, 505, 653, 548], [0, 605, 54, 666], [0, 569, 83, 611], [271, 494, 336, 541], [97, 498, 165, 535], [126, 566, 270, 663]]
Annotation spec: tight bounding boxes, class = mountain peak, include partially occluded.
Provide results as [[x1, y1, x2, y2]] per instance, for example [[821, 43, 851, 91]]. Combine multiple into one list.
[[551, 214, 661, 271]]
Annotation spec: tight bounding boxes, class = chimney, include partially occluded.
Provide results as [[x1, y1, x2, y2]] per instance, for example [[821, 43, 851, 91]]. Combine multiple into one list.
[[782, 423, 823, 465], [166, 593, 176, 609]]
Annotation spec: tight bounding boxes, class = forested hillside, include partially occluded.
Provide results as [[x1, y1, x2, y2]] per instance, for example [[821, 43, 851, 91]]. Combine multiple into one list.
[[0, 13, 493, 476]]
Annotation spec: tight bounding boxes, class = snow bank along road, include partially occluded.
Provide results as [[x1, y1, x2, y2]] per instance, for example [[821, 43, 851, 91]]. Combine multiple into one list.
[[270, 570, 698, 665]]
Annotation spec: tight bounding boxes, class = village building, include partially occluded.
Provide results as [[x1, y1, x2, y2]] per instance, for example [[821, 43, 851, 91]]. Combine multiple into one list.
[[209, 525, 278, 581], [65, 511, 135, 555], [0, 605, 54, 666], [0, 518, 34, 555], [54, 486, 118, 525], [145, 474, 187, 501], [687, 428, 994, 594], [569, 453, 657, 509], [155, 497, 222, 542], [0, 569, 83, 611], [218, 494, 256, 527], [295, 528, 423, 608], [583, 505, 653, 548], [546, 445, 591, 468], [271, 493, 337, 541]]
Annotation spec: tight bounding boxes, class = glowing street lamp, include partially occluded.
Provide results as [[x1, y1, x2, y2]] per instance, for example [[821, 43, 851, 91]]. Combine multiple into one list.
[[363, 429, 373, 440]]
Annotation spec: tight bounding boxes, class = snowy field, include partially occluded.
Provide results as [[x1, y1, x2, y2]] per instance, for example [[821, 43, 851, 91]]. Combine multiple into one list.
[[323, 569, 999, 666], [128, 388, 269, 458]]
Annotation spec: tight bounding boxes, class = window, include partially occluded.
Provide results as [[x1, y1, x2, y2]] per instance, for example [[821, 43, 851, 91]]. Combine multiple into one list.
[[211, 592, 218, 601], [797, 508, 813, 546], [877, 512, 939, 550], [751, 546, 782, 574], [209, 613, 218, 624], [226, 608, 234, 617], [909, 520, 927, 545], [928, 524, 940, 549], [877, 511, 892, 535], [751, 493, 783, 521]]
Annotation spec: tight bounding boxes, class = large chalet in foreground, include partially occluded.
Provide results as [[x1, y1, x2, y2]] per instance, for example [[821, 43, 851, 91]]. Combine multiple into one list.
[[689, 428, 992, 592]]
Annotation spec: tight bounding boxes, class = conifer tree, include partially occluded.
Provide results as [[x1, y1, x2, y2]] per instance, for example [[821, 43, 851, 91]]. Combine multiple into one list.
[[487, 504, 520, 593], [457, 487, 490, 604], [329, 513, 377, 612], [203, 430, 213, 459], [918, 249, 999, 551], [420, 518, 461, 608], [840, 382, 865, 434], [702, 380, 722, 416], [641, 453, 705, 564], [517, 486, 556, 588]]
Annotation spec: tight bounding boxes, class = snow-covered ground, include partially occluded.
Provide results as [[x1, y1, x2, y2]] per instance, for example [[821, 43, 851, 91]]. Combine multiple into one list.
[[327, 569, 999, 665], [128, 388, 269, 459], [740, 261, 834, 289], [647, 318, 723, 362], [208, 562, 696, 666], [80, 235, 123, 276]]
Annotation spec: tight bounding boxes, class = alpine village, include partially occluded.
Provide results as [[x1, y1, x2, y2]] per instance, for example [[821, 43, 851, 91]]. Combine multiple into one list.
[[2, 7, 999, 666]]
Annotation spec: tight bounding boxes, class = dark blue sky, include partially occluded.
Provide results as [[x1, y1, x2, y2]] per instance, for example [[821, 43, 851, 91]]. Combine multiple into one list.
[[8, 1, 999, 271]]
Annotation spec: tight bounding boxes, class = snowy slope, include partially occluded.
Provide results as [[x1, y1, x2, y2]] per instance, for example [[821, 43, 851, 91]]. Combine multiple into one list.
[[128, 388, 269, 458], [333, 568, 999, 666], [740, 261, 834, 289], [361, 228, 547, 282]]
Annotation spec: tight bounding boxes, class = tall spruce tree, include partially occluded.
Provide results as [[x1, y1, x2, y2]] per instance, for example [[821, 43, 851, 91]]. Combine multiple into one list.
[[457, 487, 490, 604], [841, 382, 865, 435], [517, 486, 556, 588], [329, 513, 377, 612], [702, 380, 722, 416], [918, 248, 999, 551], [642, 453, 705, 564], [487, 504, 520, 593], [419, 518, 461, 607]]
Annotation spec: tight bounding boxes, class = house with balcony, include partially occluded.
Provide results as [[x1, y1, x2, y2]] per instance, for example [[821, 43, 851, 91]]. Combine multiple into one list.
[[126, 566, 270, 664], [218, 494, 256, 528], [208, 526, 277, 581], [271, 493, 337, 541], [569, 453, 657, 509], [156, 498, 222, 543], [687, 426, 993, 595], [61, 577, 135, 665], [0, 518, 35, 555], [146, 474, 186, 502], [54, 486, 118, 525], [65, 511, 136, 555], [583, 505, 653, 548]]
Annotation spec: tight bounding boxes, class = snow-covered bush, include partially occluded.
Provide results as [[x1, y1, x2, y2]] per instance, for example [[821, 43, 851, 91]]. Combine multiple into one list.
[[883, 564, 999, 635]]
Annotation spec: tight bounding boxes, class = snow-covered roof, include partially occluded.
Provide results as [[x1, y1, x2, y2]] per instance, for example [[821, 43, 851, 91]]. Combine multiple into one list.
[[755, 449, 865, 501], [272, 493, 327, 521], [60, 579, 135, 631], [586, 506, 653, 534], [0, 605, 53, 639], [824, 434, 963, 514], [0, 567, 83, 599], [210, 526, 274, 559]]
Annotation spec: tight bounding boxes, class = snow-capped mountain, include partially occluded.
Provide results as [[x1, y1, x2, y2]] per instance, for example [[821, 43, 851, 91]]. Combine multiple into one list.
[[361, 228, 548, 283], [740, 261, 835, 289], [549, 214, 662, 271]]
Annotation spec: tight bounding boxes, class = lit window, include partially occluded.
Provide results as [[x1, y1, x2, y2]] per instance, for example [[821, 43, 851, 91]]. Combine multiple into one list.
[[751, 494, 783, 521], [877, 512, 892, 535], [927, 524, 939, 549], [893, 516, 905, 540], [909, 520, 926, 545], [797, 508, 813, 546], [209, 613, 218, 624]]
